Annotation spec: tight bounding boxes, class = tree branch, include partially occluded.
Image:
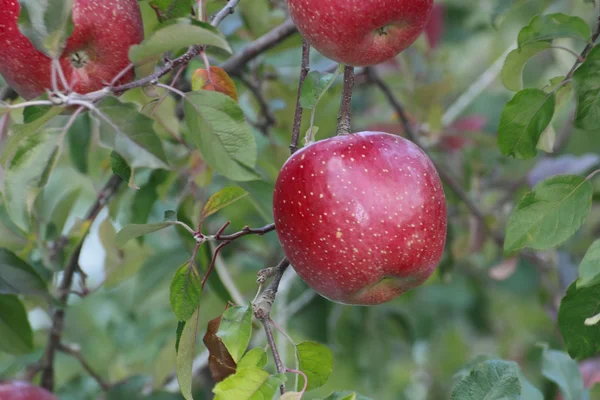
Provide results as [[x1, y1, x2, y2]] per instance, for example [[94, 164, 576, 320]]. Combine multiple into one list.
[[41, 174, 123, 391], [336, 65, 355, 135], [57, 343, 111, 391], [252, 259, 290, 394], [221, 19, 298, 74], [289, 39, 311, 154]]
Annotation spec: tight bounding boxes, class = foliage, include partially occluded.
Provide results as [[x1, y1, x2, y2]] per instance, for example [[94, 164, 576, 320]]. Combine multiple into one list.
[[0, 0, 599, 399]]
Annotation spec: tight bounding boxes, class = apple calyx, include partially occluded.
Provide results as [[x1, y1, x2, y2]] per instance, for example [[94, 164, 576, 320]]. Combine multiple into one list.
[[375, 26, 389, 36], [69, 51, 90, 69]]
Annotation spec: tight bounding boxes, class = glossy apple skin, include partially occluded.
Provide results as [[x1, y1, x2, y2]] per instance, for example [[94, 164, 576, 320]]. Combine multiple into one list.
[[273, 132, 447, 305], [0, 0, 144, 100], [287, 0, 433, 66], [0, 381, 57, 400]]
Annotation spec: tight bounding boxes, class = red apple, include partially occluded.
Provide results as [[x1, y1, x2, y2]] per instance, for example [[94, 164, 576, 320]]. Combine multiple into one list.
[[286, 0, 434, 66], [273, 132, 447, 305], [0, 0, 144, 100], [0, 381, 57, 400]]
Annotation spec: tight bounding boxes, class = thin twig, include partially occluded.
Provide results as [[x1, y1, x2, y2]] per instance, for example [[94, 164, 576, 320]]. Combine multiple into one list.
[[565, 13, 600, 80], [289, 39, 311, 154], [336, 65, 355, 135], [237, 75, 276, 135], [210, 0, 241, 26], [57, 343, 111, 391], [213, 223, 275, 241], [252, 259, 291, 394], [41, 174, 123, 391], [220, 19, 298, 74]]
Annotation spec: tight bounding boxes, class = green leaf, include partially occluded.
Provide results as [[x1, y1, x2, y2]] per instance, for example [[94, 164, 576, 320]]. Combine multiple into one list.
[[0, 294, 33, 354], [498, 88, 555, 159], [184, 91, 258, 181], [216, 305, 253, 363], [574, 45, 600, 130], [501, 42, 550, 92], [176, 307, 199, 400], [323, 392, 374, 400], [0, 248, 47, 296], [519, 371, 543, 400], [213, 367, 285, 400], [237, 348, 267, 369], [504, 175, 593, 253], [202, 187, 248, 219], [541, 347, 585, 400], [451, 360, 521, 400], [115, 222, 177, 248], [296, 341, 334, 391], [518, 13, 590, 48], [300, 71, 337, 109], [96, 97, 169, 170], [67, 112, 91, 174], [577, 240, 600, 288], [558, 282, 600, 359], [0, 107, 62, 166], [129, 18, 231, 64], [148, 0, 194, 21], [17, 0, 74, 57], [4, 129, 62, 231], [170, 262, 202, 321], [110, 151, 137, 188]]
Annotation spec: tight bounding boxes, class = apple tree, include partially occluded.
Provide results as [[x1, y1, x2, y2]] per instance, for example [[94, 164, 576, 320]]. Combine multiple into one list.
[[0, 0, 599, 399]]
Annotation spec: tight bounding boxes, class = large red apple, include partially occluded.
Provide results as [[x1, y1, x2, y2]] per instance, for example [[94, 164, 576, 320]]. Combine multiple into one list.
[[0, 381, 57, 400], [0, 0, 144, 100], [286, 0, 434, 66], [273, 132, 447, 305]]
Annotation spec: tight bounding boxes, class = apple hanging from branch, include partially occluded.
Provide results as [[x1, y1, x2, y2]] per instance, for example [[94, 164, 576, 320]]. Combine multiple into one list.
[[273, 132, 447, 305], [286, 0, 434, 66], [0, 0, 144, 100], [0, 381, 57, 400]]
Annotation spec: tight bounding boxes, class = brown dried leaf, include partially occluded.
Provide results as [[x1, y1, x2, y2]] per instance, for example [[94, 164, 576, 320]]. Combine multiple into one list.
[[203, 315, 237, 382]]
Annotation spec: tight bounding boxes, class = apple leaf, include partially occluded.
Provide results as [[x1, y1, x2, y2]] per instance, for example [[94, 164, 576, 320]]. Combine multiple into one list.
[[110, 152, 137, 189], [129, 18, 231, 64], [558, 282, 600, 360], [17, 0, 74, 57], [517, 13, 590, 48], [504, 175, 592, 253], [498, 88, 555, 159], [577, 240, 600, 288], [95, 97, 169, 170], [184, 91, 258, 181], [67, 112, 91, 174], [203, 315, 237, 382], [216, 305, 253, 363], [519, 371, 543, 400], [451, 360, 521, 400], [296, 341, 334, 391], [170, 261, 202, 321], [300, 70, 339, 109], [148, 0, 194, 21], [202, 187, 248, 219], [3, 128, 62, 231], [115, 221, 177, 248], [192, 67, 239, 102], [0, 106, 63, 167], [0, 248, 48, 297], [237, 348, 267, 369], [176, 307, 199, 400], [323, 392, 374, 400], [0, 294, 34, 355], [212, 367, 286, 400], [501, 42, 550, 92], [541, 347, 585, 399], [573, 45, 600, 130]]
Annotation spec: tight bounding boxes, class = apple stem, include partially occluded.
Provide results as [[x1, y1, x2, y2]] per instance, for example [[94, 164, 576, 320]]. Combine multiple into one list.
[[290, 38, 311, 154], [336, 65, 355, 135]]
